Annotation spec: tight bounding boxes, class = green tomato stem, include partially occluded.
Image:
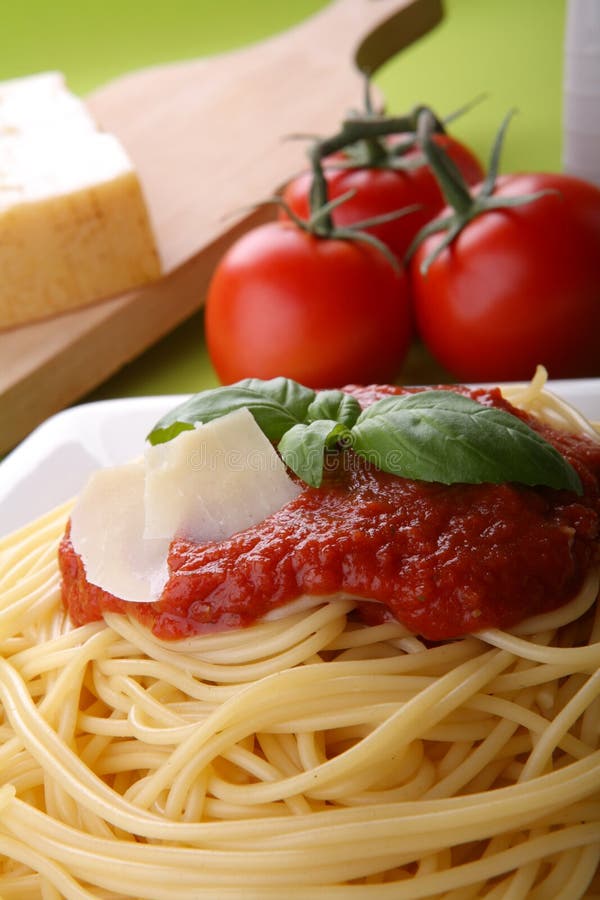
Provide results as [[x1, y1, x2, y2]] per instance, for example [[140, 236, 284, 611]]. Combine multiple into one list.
[[407, 108, 561, 275]]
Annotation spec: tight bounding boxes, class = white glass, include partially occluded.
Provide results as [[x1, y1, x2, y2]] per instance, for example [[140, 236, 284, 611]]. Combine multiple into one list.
[[563, 0, 600, 185]]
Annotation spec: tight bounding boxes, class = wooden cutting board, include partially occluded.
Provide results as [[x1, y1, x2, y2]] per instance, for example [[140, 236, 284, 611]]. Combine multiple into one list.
[[0, 0, 443, 455]]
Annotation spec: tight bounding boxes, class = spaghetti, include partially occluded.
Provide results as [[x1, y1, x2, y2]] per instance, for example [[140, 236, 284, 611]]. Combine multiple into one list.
[[0, 377, 599, 898]]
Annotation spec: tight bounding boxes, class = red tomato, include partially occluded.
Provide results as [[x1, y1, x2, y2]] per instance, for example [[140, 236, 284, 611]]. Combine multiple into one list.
[[410, 173, 600, 381], [205, 221, 412, 388], [281, 134, 484, 262]]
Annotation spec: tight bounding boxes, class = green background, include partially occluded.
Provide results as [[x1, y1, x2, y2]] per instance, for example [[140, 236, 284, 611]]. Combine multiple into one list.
[[2, 0, 568, 402]]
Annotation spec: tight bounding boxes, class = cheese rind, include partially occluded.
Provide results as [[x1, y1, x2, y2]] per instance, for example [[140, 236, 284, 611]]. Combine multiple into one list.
[[0, 72, 161, 329]]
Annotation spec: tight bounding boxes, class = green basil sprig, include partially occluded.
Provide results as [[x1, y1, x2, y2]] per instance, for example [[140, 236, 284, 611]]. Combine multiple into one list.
[[148, 377, 316, 445], [350, 391, 582, 492], [147, 377, 582, 495]]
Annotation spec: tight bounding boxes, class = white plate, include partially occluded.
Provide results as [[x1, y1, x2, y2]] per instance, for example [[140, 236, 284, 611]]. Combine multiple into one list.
[[0, 394, 182, 537], [1, 380, 599, 539]]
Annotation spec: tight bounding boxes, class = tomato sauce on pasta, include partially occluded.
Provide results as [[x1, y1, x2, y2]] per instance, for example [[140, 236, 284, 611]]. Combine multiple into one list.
[[59, 386, 600, 640]]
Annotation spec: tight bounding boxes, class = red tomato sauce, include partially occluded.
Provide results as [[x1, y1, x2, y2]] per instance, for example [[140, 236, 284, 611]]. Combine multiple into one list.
[[59, 386, 600, 641]]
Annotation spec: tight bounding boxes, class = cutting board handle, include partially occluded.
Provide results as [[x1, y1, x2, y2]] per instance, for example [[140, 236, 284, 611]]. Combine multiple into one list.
[[299, 0, 444, 75], [357, 0, 443, 72]]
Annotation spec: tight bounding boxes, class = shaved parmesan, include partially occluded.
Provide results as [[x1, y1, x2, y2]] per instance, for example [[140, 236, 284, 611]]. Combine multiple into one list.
[[70, 408, 301, 604], [144, 407, 301, 542], [69, 460, 170, 603]]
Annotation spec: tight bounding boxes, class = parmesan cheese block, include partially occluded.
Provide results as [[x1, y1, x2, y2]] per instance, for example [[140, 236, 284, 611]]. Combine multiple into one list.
[[0, 72, 161, 329], [70, 409, 301, 604], [0, 71, 97, 135]]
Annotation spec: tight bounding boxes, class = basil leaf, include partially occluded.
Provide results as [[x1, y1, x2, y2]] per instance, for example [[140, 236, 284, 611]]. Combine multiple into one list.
[[147, 378, 315, 445], [278, 420, 351, 487], [147, 377, 582, 496], [237, 377, 316, 422], [306, 390, 361, 428], [351, 390, 582, 493]]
